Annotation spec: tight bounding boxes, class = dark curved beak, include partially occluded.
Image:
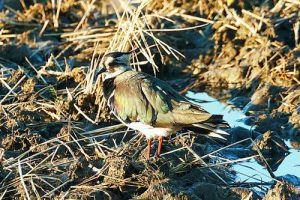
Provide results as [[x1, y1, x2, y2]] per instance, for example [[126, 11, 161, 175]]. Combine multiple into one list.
[[96, 67, 106, 76]]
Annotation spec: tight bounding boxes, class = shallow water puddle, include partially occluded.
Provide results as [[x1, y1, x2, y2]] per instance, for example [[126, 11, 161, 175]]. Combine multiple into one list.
[[186, 91, 300, 185]]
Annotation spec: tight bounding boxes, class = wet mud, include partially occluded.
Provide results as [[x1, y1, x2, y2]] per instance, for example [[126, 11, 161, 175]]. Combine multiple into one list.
[[0, 0, 300, 199]]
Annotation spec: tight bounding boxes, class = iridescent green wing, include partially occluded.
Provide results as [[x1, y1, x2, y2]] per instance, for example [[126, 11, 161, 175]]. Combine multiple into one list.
[[113, 72, 176, 124]]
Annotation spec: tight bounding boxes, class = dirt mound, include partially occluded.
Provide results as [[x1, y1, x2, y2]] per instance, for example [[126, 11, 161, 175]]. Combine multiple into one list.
[[263, 182, 300, 200], [0, 0, 299, 199]]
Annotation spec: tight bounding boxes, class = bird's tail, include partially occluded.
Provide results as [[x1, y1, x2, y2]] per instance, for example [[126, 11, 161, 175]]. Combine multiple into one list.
[[192, 115, 230, 140]]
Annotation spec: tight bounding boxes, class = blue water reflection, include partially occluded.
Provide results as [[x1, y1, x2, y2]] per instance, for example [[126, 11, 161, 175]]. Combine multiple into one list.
[[186, 91, 300, 184]]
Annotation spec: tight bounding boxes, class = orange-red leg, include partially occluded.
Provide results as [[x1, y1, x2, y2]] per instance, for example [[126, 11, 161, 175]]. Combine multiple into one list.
[[147, 139, 152, 160], [157, 136, 163, 157]]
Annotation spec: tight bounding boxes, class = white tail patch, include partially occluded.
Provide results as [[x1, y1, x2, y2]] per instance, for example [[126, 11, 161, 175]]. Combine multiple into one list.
[[214, 129, 230, 135], [208, 132, 227, 140]]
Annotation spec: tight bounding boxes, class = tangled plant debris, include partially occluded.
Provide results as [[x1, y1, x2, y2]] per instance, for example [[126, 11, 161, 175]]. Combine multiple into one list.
[[0, 0, 299, 199]]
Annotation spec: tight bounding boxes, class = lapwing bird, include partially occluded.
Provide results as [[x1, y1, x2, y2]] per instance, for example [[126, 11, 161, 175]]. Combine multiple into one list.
[[98, 52, 229, 159]]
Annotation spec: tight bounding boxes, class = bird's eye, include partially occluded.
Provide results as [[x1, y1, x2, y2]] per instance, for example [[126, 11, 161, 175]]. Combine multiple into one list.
[[104, 57, 114, 68]]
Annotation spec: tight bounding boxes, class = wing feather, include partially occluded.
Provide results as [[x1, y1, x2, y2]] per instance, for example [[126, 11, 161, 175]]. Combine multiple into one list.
[[111, 71, 218, 128]]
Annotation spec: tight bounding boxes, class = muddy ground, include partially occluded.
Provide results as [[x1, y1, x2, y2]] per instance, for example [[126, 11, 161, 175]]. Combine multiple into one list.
[[0, 0, 300, 199]]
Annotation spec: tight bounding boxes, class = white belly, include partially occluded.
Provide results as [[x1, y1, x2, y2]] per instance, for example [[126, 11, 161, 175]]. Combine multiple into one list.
[[128, 122, 177, 139]]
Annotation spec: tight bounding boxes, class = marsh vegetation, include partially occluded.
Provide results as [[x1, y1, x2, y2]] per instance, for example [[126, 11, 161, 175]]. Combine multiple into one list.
[[0, 0, 299, 199]]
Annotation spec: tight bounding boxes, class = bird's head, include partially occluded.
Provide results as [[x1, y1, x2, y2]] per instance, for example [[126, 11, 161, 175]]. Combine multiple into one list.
[[98, 52, 131, 79]]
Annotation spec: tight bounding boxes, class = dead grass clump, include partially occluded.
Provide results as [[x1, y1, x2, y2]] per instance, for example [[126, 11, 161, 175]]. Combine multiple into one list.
[[263, 182, 300, 200], [1, 0, 299, 199], [278, 86, 300, 114], [189, 1, 299, 91], [185, 182, 254, 200], [133, 184, 189, 200], [251, 131, 289, 155], [103, 156, 132, 185], [289, 108, 300, 128]]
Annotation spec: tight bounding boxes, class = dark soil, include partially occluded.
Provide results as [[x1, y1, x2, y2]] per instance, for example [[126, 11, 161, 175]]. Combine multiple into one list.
[[0, 0, 299, 199]]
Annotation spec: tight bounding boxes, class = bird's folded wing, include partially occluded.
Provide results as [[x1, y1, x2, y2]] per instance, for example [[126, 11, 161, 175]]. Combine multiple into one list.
[[113, 73, 175, 125], [113, 72, 217, 127], [170, 101, 213, 125]]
